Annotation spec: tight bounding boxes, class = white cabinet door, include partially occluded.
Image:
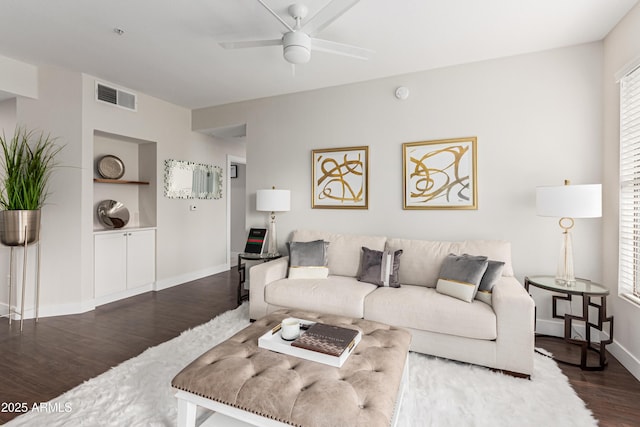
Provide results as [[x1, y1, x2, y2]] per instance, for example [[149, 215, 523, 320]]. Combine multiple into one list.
[[126, 229, 156, 289], [94, 232, 127, 298]]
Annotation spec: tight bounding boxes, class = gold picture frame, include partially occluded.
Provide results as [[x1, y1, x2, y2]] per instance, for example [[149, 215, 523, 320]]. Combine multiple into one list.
[[402, 137, 477, 210], [312, 146, 369, 209]]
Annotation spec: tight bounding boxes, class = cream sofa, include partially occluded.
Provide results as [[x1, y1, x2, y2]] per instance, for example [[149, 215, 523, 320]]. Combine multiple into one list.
[[249, 230, 535, 377]]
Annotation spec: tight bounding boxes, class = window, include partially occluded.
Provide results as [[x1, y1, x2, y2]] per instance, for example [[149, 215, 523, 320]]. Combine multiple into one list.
[[619, 63, 640, 304]]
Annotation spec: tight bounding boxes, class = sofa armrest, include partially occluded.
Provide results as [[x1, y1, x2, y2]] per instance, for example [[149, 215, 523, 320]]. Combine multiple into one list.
[[492, 276, 535, 376], [249, 256, 289, 320]]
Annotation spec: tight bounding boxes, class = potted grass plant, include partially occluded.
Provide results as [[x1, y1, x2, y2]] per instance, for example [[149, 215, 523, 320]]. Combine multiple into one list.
[[0, 127, 63, 246]]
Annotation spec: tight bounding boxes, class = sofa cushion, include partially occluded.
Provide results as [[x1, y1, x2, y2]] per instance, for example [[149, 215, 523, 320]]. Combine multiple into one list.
[[358, 247, 403, 287], [459, 240, 514, 277], [291, 230, 386, 277], [385, 239, 463, 287], [476, 260, 505, 305], [265, 275, 377, 318], [364, 285, 497, 340], [435, 253, 489, 303]]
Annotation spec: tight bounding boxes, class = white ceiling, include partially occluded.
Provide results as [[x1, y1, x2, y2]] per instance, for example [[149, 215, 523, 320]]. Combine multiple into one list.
[[0, 0, 636, 109]]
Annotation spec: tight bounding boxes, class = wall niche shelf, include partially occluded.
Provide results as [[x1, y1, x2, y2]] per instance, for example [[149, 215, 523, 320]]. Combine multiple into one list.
[[92, 129, 157, 231], [94, 178, 150, 185]]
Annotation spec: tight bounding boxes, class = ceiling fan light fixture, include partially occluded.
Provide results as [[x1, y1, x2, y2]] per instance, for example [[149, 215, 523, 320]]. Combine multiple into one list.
[[284, 45, 310, 64], [283, 31, 311, 64]]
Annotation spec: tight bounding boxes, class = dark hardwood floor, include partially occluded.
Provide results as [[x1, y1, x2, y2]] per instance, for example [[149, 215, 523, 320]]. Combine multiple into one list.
[[1, 269, 639, 425], [0, 271, 238, 424]]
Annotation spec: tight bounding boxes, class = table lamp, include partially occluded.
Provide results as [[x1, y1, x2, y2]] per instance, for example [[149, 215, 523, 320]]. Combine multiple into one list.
[[256, 187, 291, 255], [536, 180, 601, 284]]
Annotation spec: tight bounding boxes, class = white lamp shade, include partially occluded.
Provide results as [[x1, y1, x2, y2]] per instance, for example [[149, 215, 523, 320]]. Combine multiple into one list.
[[256, 189, 291, 212], [536, 184, 602, 218]]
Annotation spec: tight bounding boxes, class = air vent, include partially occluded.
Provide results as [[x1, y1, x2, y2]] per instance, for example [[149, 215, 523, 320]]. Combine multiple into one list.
[[95, 82, 137, 111]]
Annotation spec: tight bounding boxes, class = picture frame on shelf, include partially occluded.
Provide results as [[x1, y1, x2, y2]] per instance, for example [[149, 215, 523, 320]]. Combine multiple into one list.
[[402, 137, 477, 210], [230, 164, 238, 179], [311, 146, 368, 209]]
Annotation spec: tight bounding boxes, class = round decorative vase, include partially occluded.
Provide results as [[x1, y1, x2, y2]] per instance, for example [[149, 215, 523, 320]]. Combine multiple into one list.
[[0, 209, 41, 246]]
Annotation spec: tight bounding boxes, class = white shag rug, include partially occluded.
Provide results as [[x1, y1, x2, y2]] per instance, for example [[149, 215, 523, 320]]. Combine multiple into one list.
[[8, 304, 597, 427]]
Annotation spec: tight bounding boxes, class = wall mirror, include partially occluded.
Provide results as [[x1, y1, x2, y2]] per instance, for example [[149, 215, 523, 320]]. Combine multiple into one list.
[[164, 159, 222, 199]]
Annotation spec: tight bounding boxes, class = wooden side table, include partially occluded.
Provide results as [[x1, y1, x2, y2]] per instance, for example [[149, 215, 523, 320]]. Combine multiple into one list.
[[237, 252, 282, 305], [525, 275, 613, 371]]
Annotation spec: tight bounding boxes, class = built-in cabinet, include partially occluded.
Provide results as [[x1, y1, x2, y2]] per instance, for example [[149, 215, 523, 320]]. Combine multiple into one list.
[[92, 129, 158, 306], [94, 228, 156, 304]]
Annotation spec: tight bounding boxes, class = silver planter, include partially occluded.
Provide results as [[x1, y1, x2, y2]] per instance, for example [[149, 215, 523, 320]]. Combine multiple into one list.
[[0, 210, 41, 246]]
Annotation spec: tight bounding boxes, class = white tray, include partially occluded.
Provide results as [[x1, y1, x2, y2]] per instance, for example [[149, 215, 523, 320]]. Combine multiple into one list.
[[258, 318, 361, 368]]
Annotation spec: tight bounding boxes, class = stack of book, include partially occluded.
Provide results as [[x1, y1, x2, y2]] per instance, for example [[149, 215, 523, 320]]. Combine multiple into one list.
[[244, 228, 267, 254], [258, 320, 361, 367], [291, 323, 359, 357]]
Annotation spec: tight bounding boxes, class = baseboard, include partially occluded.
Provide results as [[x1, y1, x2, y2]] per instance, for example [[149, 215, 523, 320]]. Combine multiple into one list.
[[535, 318, 598, 340], [607, 340, 640, 381], [12, 299, 96, 320], [0, 301, 9, 317], [154, 263, 230, 291], [537, 317, 640, 381], [8, 264, 231, 320], [94, 283, 154, 307]]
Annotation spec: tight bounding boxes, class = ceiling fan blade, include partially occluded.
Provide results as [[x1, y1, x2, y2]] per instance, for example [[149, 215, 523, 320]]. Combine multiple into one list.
[[256, 0, 294, 32], [311, 38, 374, 60], [302, 0, 360, 36], [219, 39, 283, 50]]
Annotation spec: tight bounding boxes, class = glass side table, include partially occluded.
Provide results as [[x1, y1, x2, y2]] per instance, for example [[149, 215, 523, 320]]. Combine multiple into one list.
[[237, 252, 282, 305], [524, 276, 614, 371]]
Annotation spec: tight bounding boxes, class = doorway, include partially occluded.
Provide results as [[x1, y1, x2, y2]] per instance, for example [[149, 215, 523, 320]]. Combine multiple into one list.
[[227, 155, 246, 267]]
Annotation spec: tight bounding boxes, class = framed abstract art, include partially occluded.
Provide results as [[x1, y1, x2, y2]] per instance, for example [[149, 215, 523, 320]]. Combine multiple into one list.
[[312, 146, 368, 209], [402, 137, 477, 210]]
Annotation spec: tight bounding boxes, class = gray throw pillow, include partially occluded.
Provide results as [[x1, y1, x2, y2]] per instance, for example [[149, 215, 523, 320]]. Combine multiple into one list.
[[358, 246, 403, 287], [436, 253, 489, 302], [475, 260, 505, 305], [288, 240, 329, 267]]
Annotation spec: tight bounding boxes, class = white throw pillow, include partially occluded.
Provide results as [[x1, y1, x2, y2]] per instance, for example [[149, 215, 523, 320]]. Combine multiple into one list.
[[288, 266, 329, 279]]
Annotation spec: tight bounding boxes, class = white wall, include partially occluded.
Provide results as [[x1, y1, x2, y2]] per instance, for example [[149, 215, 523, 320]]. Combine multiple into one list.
[[0, 53, 38, 99], [0, 98, 18, 314], [0, 98, 17, 133], [81, 75, 246, 292], [0, 59, 246, 317], [194, 42, 604, 337], [10, 65, 85, 314], [603, 2, 640, 379]]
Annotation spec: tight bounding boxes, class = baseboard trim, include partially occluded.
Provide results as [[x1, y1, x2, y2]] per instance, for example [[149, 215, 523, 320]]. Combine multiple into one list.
[[9, 264, 231, 320], [14, 300, 96, 320], [535, 318, 596, 340], [608, 339, 640, 381], [95, 284, 154, 307], [0, 301, 10, 319], [154, 263, 229, 291], [536, 317, 640, 381]]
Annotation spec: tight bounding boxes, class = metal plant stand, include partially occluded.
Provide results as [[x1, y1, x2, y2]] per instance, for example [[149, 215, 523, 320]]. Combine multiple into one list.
[[6, 223, 41, 332]]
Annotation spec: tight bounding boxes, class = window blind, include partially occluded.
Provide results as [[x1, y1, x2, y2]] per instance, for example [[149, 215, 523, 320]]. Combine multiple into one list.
[[619, 63, 640, 302]]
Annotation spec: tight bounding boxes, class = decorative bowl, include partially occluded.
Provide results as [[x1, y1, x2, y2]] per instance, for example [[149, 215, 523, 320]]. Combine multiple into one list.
[[97, 200, 130, 229]]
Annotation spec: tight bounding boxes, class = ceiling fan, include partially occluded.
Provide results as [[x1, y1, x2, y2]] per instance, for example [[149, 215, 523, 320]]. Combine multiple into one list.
[[219, 0, 374, 65]]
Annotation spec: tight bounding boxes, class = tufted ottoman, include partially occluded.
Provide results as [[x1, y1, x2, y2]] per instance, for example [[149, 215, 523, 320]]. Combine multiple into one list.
[[172, 309, 412, 427]]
